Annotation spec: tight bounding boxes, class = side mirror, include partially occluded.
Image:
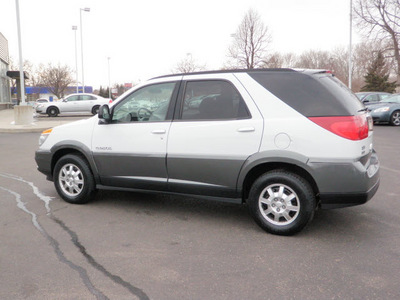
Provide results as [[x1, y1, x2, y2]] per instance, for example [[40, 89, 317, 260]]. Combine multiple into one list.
[[98, 104, 111, 124]]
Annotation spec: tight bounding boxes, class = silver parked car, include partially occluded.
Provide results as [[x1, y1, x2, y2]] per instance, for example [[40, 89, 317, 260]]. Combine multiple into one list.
[[35, 93, 111, 117]]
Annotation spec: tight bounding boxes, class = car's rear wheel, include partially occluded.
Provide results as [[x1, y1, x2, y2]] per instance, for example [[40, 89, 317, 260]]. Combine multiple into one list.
[[248, 170, 316, 235], [54, 154, 96, 204], [390, 110, 400, 126], [47, 107, 59, 117], [92, 105, 100, 115]]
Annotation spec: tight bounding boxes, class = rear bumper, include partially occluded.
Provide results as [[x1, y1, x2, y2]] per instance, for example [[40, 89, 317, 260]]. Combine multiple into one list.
[[309, 150, 380, 209], [319, 177, 380, 209]]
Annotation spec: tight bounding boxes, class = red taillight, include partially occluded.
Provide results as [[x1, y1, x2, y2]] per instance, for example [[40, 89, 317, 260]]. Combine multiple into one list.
[[308, 115, 370, 140]]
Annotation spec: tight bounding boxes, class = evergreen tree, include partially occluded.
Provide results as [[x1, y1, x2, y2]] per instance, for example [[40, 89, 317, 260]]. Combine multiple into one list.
[[361, 51, 397, 93], [98, 86, 110, 98]]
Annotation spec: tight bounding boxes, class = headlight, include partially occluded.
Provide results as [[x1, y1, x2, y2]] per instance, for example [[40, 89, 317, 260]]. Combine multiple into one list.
[[39, 128, 52, 146], [373, 107, 390, 113]]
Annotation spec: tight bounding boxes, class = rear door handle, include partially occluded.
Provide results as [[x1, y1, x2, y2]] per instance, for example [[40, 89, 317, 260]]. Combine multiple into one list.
[[151, 129, 166, 134], [237, 127, 255, 132]]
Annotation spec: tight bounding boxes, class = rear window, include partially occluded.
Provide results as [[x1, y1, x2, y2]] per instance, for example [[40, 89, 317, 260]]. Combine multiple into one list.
[[248, 71, 364, 117]]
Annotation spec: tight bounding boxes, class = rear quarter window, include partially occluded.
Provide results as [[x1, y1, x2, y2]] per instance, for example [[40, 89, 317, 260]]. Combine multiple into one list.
[[249, 71, 364, 117]]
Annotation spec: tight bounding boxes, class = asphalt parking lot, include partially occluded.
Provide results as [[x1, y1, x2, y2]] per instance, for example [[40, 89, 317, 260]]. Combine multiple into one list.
[[0, 124, 399, 299]]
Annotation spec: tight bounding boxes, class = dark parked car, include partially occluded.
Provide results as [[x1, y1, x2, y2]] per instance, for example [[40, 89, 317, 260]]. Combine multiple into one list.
[[368, 94, 400, 126], [356, 92, 391, 105]]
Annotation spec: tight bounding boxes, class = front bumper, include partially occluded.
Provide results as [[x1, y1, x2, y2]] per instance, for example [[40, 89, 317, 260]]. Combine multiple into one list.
[[370, 111, 390, 123], [35, 149, 53, 181]]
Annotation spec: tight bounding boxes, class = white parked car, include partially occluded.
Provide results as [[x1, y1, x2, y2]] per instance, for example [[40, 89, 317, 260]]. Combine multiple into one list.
[[35, 93, 111, 117], [35, 69, 380, 235], [34, 98, 49, 106]]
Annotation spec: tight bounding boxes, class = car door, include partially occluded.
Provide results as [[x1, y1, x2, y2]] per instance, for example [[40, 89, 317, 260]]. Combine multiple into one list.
[[58, 95, 80, 113], [79, 95, 97, 112], [166, 74, 263, 198], [91, 80, 180, 191]]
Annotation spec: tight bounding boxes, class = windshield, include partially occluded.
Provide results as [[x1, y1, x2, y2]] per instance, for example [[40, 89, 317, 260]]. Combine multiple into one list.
[[356, 93, 367, 99], [380, 94, 400, 104]]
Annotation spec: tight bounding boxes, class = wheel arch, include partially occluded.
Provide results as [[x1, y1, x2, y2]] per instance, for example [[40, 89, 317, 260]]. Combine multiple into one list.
[[390, 109, 400, 126], [92, 105, 100, 115], [240, 159, 319, 203], [50, 142, 100, 184]]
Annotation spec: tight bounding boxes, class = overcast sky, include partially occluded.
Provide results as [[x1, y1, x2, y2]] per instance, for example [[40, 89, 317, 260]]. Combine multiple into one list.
[[1, 0, 358, 88]]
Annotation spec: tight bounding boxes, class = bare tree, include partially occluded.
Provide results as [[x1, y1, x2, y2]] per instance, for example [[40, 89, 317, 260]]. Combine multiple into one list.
[[354, 0, 400, 81], [37, 63, 74, 99], [172, 54, 206, 74], [228, 9, 272, 69], [294, 50, 332, 70], [262, 52, 298, 68]]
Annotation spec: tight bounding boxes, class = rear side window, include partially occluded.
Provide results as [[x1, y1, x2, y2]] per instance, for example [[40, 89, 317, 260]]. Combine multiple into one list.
[[249, 71, 364, 117], [181, 80, 250, 120]]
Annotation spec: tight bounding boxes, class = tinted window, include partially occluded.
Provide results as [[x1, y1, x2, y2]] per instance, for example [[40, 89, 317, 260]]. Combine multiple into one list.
[[249, 71, 364, 117], [181, 80, 250, 120], [112, 82, 176, 123]]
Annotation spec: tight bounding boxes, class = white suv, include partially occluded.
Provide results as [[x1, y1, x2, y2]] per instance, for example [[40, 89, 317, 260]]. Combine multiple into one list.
[[35, 93, 111, 117], [35, 69, 380, 235]]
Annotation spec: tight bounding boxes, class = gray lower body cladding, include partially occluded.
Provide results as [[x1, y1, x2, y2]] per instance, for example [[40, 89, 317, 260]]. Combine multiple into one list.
[[308, 151, 380, 209], [35, 148, 380, 209]]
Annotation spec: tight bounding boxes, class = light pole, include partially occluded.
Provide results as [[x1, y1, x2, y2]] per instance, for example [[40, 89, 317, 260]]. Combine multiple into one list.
[[349, 0, 353, 90], [15, 0, 25, 105], [80, 7, 90, 93], [72, 25, 78, 93], [107, 57, 111, 99]]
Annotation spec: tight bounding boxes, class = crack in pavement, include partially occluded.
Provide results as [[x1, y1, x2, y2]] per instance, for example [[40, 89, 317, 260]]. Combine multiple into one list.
[[0, 185, 109, 300], [0, 172, 150, 300]]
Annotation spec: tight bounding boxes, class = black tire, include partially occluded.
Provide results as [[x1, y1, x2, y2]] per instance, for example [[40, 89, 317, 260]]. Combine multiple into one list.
[[248, 170, 316, 235], [389, 110, 400, 126], [92, 105, 100, 115], [53, 154, 96, 204], [47, 106, 59, 117]]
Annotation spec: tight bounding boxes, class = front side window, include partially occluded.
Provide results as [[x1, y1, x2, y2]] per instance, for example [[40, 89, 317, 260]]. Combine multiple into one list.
[[112, 82, 176, 123], [181, 80, 250, 120], [365, 94, 379, 102], [66, 95, 79, 102]]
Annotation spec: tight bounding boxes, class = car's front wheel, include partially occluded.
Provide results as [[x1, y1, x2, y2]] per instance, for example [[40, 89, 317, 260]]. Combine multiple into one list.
[[53, 154, 96, 204], [47, 107, 59, 117], [248, 170, 316, 235], [390, 110, 400, 126]]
